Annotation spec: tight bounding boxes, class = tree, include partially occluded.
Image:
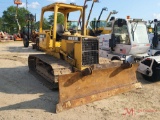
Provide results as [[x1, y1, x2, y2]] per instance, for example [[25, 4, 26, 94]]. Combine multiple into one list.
[[48, 13, 64, 25], [34, 21, 40, 31], [2, 6, 29, 34], [0, 17, 3, 31], [42, 18, 50, 29], [34, 18, 50, 31], [30, 12, 64, 31]]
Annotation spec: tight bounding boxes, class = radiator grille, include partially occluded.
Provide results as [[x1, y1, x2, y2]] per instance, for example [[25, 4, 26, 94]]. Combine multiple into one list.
[[82, 38, 99, 65], [82, 40, 98, 51]]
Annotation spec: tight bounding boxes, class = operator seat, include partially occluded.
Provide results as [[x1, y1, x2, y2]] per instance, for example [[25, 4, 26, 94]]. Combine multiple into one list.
[[56, 24, 64, 41]]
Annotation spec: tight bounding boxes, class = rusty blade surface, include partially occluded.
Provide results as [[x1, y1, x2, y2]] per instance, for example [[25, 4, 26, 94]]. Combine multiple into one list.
[[57, 63, 141, 112]]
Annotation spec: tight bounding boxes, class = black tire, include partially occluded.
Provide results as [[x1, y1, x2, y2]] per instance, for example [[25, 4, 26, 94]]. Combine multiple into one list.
[[23, 35, 29, 47], [154, 51, 160, 56], [142, 61, 159, 82], [142, 74, 157, 82]]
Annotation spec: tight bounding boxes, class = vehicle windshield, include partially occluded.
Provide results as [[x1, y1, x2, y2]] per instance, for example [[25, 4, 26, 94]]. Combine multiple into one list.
[[106, 22, 112, 27], [113, 19, 130, 45], [90, 20, 111, 29], [97, 21, 107, 27], [90, 20, 107, 29], [131, 22, 149, 44]]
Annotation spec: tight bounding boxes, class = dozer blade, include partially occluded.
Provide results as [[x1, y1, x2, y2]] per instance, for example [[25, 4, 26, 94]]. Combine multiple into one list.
[[56, 63, 141, 113]]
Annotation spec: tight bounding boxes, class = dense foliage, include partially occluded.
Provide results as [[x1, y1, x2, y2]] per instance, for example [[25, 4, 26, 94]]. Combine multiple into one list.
[[0, 6, 29, 34], [0, 6, 65, 34]]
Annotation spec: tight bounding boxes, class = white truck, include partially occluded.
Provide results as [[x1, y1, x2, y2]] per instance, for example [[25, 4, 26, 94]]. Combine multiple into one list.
[[99, 18, 150, 63]]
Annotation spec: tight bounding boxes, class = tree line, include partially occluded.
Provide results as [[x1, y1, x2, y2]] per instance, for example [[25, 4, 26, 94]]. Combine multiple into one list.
[[0, 6, 64, 34]]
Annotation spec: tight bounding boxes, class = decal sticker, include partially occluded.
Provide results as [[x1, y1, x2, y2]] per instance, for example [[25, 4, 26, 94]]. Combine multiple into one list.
[[120, 49, 126, 54]]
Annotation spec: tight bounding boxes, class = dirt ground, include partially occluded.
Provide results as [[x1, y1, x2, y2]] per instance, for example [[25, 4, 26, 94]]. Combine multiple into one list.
[[0, 41, 159, 120]]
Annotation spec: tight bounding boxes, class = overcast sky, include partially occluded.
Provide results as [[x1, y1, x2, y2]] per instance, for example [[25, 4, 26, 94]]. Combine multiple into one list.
[[0, 0, 160, 22]]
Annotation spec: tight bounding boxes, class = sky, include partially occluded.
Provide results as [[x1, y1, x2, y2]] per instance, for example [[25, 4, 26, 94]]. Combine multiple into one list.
[[0, 0, 160, 23]]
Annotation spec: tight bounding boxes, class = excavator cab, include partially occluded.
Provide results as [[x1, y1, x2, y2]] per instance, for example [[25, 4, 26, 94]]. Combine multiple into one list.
[[89, 20, 106, 36]]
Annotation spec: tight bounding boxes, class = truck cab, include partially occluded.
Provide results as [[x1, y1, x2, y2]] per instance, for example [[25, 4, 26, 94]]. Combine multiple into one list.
[[99, 18, 150, 63]]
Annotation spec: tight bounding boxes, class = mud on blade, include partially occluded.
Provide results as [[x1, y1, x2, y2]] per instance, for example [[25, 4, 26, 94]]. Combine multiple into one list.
[[56, 63, 141, 112]]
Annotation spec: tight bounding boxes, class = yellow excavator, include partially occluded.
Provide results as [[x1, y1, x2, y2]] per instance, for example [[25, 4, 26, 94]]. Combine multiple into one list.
[[28, 2, 141, 113], [89, 10, 118, 36]]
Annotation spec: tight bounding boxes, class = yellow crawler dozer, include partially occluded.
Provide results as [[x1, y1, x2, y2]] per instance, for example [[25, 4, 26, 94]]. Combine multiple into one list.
[[28, 2, 141, 113]]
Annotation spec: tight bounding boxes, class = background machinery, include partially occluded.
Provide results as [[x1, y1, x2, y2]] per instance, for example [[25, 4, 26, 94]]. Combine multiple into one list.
[[28, 3, 141, 113], [98, 17, 160, 82], [89, 10, 118, 36], [13, 0, 22, 41], [89, 7, 108, 36], [77, 0, 92, 28], [148, 19, 160, 56], [137, 19, 160, 81], [21, 13, 38, 47], [99, 17, 150, 63]]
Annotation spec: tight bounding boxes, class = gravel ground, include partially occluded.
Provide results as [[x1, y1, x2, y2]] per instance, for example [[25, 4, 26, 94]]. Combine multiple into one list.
[[0, 41, 160, 120]]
